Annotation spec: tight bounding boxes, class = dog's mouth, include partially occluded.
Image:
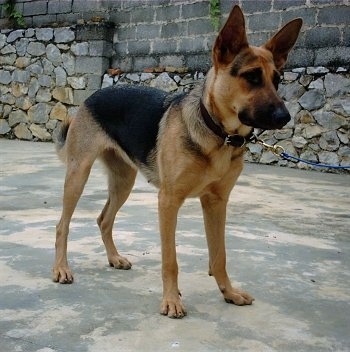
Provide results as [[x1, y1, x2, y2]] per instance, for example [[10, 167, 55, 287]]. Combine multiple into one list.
[[238, 106, 291, 130]]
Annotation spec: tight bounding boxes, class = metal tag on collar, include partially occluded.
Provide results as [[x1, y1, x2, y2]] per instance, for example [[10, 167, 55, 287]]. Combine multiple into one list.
[[225, 134, 247, 148]]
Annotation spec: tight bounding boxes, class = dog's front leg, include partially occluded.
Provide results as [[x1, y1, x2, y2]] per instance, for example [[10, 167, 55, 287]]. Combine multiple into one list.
[[201, 192, 254, 306], [158, 188, 186, 318]]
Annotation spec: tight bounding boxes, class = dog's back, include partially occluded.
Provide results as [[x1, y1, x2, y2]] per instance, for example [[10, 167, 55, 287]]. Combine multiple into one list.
[[57, 86, 186, 166]]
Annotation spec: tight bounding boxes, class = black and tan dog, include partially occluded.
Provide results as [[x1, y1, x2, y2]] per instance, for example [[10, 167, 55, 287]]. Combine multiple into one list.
[[53, 5, 302, 318]]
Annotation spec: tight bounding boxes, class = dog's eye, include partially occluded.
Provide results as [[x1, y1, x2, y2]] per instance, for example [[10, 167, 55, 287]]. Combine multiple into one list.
[[273, 72, 281, 90], [241, 69, 262, 86]]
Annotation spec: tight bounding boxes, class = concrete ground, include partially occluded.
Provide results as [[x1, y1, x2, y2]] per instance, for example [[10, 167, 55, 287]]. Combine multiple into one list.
[[0, 139, 349, 352]]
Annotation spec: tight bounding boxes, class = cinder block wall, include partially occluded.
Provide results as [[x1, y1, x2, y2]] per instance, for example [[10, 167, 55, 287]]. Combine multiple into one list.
[[0, 0, 349, 71]]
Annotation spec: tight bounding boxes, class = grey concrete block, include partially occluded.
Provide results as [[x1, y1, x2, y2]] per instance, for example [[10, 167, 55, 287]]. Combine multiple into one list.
[[344, 27, 350, 47], [73, 89, 95, 106], [152, 39, 177, 54], [281, 8, 316, 28], [72, 0, 102, 12], [87, 75, 102, 90], [311, 0, 337, 4], [248, 32, 270, 47], [48, 0, 61, 14], [155, 5, 180, 22], [220, 0, 234, 14], [23, 0, 47, 16], [159, 55, 185, 67], [248, 12, 281, 32], [284, 48, 314, 68], [111, 56, 133, 72], [185, 53, 211, 71], [314, 46, 350, 68], [76, 23, 114, 41], [114, 42, 128, 55], [122, 0, 153, 9], [242, 0, 272, 14], [133, 56, 158, 71], [116, 26, 136, 41], [181, 2, 209, 19], [305, 27, 341, 49], [128, 40, 150, 55], [75, 57, 109, 74], [178, 37, 207, 53], [136, 24, 161, 40], [109, 10, 131, 25], [188, 19, 213, 36], [89, 41, 113, 57], [71, 42, 89, 56], [318, 6, 349, 25], [32, 14, 58, 27], [56, 12, 80, 25], [48, 0, 72, 14], [274, 0, 305, 10], [131, 6, 155, 23], [161, 21, 188, 39]]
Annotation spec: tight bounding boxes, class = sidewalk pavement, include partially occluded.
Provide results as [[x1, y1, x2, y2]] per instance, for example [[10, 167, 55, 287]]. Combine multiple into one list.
[[0, 139, 349, 352]]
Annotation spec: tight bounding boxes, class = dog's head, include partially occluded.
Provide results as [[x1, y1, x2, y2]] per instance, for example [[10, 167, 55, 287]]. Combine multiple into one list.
[[206, 5, 302, 133]]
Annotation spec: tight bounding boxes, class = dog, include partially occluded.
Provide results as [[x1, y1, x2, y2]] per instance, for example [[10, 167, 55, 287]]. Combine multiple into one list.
[[53, 5, 302, 318]]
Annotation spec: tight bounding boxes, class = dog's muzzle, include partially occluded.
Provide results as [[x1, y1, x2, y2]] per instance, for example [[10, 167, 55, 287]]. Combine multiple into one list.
[[238, 104, 291, 130]]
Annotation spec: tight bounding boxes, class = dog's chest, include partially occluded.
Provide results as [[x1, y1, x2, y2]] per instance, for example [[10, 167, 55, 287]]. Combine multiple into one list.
[[203, 148, 243, 183]]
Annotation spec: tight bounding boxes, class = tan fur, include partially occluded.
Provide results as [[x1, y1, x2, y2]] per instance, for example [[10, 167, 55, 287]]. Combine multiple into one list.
[[53, 5, 302, 318]]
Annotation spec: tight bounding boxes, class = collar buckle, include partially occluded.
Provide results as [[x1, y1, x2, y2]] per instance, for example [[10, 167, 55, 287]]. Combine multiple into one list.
[[225, 134, 247, 148]]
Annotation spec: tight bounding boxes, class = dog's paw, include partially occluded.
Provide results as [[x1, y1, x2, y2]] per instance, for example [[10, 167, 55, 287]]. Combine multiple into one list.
[[223, 288, 254, 306], [108, 255, 132, 270], [160, 296, 187, 319], [52, 266, 74, 284]]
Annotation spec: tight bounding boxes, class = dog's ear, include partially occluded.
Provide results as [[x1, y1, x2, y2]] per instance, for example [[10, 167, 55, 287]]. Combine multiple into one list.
[[263, 18, 303, 70], [212, 5, 248, 66]]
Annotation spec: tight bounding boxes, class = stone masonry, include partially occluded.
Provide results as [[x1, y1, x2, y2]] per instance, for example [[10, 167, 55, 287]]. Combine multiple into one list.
[[0, 23, 349, 171], [0, 1, 349, 172], [0, 0, 349, 71], [101, 68, 350, 171], [0, 23, 114, 141]]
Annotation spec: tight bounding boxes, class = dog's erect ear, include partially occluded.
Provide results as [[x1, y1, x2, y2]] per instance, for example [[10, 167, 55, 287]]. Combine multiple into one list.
[[212, 5, 248, 66], [263, 18, 303, 70]]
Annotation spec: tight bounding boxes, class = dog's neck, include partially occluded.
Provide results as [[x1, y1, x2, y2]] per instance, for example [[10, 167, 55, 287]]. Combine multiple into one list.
[[199, 100, 254, 148]]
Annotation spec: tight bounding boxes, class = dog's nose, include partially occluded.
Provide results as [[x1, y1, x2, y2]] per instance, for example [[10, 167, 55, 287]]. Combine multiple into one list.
[[271, 105, 291, 127]]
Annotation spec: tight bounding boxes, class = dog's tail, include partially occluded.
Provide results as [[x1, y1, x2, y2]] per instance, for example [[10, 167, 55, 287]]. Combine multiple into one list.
[[55, 118, 71, 163]]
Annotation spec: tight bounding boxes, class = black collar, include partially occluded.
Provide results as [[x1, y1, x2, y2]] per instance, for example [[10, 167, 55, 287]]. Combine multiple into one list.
[[199, 100, 254, 148]]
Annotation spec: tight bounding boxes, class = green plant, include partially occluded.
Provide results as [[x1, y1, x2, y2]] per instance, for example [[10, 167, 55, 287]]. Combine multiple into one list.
[[209, 0, 221, 31], [2, 0, 25, 28]]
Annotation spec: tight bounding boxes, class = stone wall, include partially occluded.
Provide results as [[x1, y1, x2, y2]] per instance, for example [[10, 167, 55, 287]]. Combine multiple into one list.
[[0, 0, 349, 71], [101, 69, 350, 171], [0, 23, 114, 140], [0, 25, 349, 171]]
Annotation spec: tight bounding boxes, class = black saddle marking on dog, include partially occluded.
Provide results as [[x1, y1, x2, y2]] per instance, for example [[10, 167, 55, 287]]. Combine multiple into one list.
[[85, 86, 185, 164]]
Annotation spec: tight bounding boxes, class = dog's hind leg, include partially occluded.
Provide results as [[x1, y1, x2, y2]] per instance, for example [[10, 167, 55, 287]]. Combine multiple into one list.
[[53, 153, 95, 284], [97, 150, 137, 269]]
